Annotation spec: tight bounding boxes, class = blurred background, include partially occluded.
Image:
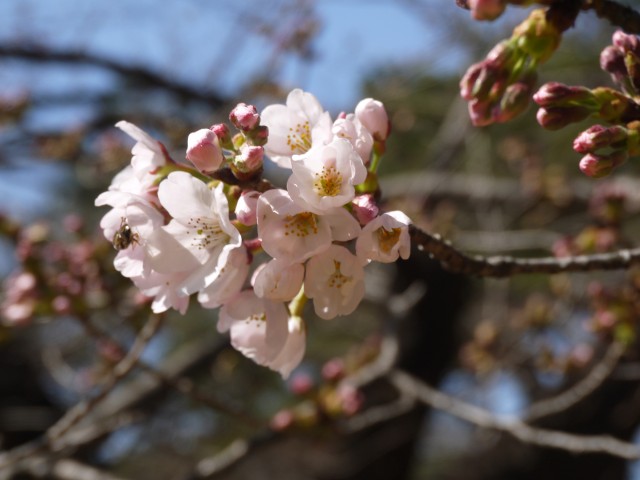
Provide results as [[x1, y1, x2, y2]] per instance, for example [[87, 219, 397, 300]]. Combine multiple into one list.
[[2, 1, 640, 479]]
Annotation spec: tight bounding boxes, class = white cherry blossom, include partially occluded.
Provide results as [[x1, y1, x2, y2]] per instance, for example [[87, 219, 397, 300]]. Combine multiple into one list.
[[261, 88, 333, 169], [356, 211, 411, 264], [197, 245, 250, 309], [131, 269, 190, 315], [145, 171, 241, 295], [332, 113, 374, 165], [268, 315, 306, 379], [218, 290, 289, 369], [305, 245, 365, 320], [115, 121, 167, 178], [257, 189, 360, 264], [252, 258, 304, 301], [287, 137, 367, 214]]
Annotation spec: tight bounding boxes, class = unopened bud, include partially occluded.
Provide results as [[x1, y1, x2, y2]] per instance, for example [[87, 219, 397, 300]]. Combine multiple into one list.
[[351, 194, 379, 226], [186, 128, 224, 174], [235, 190, 260, 226], [468, 98, 495, 127], [579, 151, 627, 178], [229, 103, 260, 131], [533, 82, 596, 108], [210, 123, 233, 149], [613, 30, 640, 55], [232, 144, 263, 178], [573, 125, 628, 154], [355, 98, 390, 141], [536, 106, 592, 130], [495, 81, 533, 123], [600, 45, 626, 76]]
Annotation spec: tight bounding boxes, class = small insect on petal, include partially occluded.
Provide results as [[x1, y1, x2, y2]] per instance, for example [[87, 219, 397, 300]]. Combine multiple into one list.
[[112, 217, 140, 250]]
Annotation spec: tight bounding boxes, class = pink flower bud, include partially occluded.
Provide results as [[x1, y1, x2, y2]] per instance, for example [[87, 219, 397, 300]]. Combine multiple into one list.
[[533, 82, 595, 108], [234, 144, 264, 174], [186, 128, 224, 174], [573, 125, 628, 154], [210, 123, 232, 147], [494, 81, 533, 123], [579, 151, 626, 178], [351, 194, 379, 226], [468, 0, 506, 21], [600, 45, 626, 75], [536, 106, 592, 130], [613, 30, 640, 55], [229, 103, 260, 131], [355, 98, 390, 141], [235, 190, 260, 226], [468, 98, 494, 127]]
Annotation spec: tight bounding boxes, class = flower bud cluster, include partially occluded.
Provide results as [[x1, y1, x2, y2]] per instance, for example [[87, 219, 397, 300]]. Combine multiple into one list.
[[600, 30, 640, 97], [571, 123, 640, 178], [96, 89, 412, 379], [459, 9, 560, 126]]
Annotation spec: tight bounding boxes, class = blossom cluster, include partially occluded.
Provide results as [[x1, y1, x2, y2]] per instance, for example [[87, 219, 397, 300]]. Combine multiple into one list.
[[96, 89, 411, 378]]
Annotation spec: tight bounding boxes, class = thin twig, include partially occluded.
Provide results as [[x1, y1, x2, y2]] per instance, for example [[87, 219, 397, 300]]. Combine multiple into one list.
[[45, 313, 163, 449], [524, 341, 626, 422], [410, 224, 640, 277], [389, 369, 640, 459]]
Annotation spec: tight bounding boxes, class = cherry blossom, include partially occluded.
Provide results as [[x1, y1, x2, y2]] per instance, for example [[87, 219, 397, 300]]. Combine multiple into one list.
[[131, 269, 190, 315], [145, 171, 241, 295], [356, 211, 411, 264], [304, 245, 365, 320], [287, 138, 367, 214], [252, 258, 304, 301], [218, 290, 290, 370], [115, 121, 167, 178], [332, 113, 374, 164], [197, 245, 250, 309], [257, 188, 360, 264], [261, 88, 333, 168], [268, 315, 306, 378]]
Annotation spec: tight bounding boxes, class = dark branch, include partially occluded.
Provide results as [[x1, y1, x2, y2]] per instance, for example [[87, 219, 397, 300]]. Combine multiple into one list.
[[0, 44, 227, 106], [582, 0, 640, 34], [410, 224, 640, 277]]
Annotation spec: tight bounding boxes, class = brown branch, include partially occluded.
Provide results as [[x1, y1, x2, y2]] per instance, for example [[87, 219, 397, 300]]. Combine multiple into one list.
[[45, 313, 163, 449], [0, 44, 226, 106], [524, 341, 626, 422], [389, 369, 640, 459], [582, 0, 640, 34], [410, 224, 640, 277]]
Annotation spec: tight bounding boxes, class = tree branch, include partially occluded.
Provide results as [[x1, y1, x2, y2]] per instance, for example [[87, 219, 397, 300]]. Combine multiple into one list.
[[524, 341, 626, 422], [582, 0, 640, 34], [389, 369, 640, 459], [410, 224, 640, 277], [0, 44, 226, 106]]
